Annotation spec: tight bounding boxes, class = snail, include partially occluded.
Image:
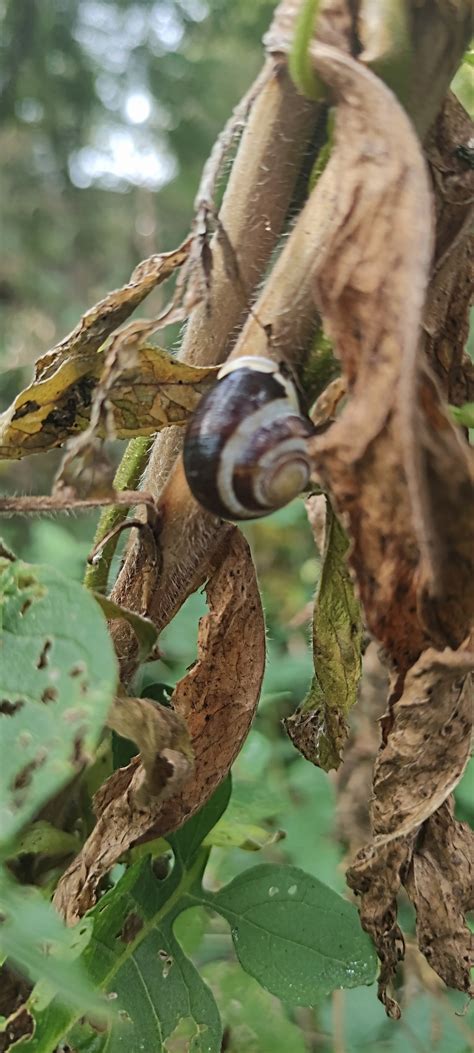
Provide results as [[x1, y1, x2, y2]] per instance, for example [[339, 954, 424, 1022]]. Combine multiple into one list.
[[183, 355, 315, 521]]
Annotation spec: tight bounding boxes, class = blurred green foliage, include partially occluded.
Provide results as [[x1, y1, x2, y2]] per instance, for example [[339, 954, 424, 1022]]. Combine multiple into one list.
[[0, 2, 473, 1050]]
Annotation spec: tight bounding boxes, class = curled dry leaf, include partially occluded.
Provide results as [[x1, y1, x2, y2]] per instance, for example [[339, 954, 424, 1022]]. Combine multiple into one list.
[[304, 42, 433, 671], [346, 837, 412, 1019], [335, 643, 389, 856], [53, 696, 193, 926], [422, 92, 474, 406], [348, 645, 474, 1011], [278, 38, 474, 1011], [404, 799, 474, 996], [54, 529, 265, 924], [0, 336, 217, 460], [372, 646, 474, 841], [284, 495, 362, 771], [105, 695, 193, 809], [28, 241, 191, 382], [150, 528, 265, 837]]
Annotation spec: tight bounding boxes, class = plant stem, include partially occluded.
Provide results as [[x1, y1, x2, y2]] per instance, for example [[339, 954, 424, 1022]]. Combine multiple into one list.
[[84, 436, 152, 593]]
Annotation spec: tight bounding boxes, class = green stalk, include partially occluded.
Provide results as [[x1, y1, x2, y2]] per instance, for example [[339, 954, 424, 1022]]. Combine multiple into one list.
[[288, 0, 326, 101], [84, 436, 152, 593]]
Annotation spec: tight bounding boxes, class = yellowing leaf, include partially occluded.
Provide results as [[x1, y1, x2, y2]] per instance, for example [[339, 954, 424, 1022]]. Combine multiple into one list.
[[0, 342, 217, 459], [284, 496, 363, 771]]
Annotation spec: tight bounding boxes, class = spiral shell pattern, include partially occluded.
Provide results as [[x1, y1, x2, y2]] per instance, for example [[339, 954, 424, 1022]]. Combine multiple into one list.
[[183, 356, 315, 521]]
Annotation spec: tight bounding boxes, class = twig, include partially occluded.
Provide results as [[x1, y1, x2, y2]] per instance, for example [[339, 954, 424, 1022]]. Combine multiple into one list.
[[0, 490, 155, 515]]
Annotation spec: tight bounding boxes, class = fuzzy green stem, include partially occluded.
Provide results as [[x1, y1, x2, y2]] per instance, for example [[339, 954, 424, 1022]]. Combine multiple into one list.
[[288, 0, 326, 101], [84, 436, 152, 593]]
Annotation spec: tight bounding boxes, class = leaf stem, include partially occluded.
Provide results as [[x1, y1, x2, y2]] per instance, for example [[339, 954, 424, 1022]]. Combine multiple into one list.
[[84, 436, 152, 593], [289, 0, 326, 101]]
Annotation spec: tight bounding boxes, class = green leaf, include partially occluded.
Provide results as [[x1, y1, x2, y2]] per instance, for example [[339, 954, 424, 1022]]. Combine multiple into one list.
[[284, 501, 363, 771], [13, 785, 230, 1051], [93, 593, 158, 663], [202, 961, 308, 1053], [0, 558, 118, 848], [23, 853, 221, 1053], [209, 863, 377, 1005], [66, 923, 221, 1053], [170, 776, 232, 867], [7, 821, 79, 861], [204, 817, 284, 852], [450, 402, 474, 428], [0, 870, 106, 1022]]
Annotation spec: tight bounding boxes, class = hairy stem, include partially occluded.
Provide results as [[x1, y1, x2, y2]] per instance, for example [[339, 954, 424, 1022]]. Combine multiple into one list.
[[84, 436, 152, 593]]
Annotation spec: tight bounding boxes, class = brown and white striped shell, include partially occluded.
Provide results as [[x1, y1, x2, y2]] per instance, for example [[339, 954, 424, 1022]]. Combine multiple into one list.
[[183, 356, 315, 521]]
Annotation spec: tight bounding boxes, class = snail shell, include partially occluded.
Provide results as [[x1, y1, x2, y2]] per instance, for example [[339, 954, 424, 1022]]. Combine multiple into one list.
[[183, 355, 315, 521]]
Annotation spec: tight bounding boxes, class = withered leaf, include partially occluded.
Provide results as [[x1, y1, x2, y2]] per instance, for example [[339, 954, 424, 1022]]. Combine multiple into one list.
[[54, 695, 193, 925], [288, 40, 474, 1015], [346, 836, 412, 1019], [54, 529, 265, 924], [305, 41, 433, 673], [302, 43, 473, 674], [284, 495, 362, 770], [404, 799, 474, 997], [372, 646, 474, 841], [30, 241, 191, 383], [347, 645, 474, 1013], [0, 340, 217, 459], [153, 528, 265, 832]]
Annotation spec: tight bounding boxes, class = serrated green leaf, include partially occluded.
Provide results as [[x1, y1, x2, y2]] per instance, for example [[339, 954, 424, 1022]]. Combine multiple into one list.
[[209, 863, 377, 1005], [0, 558, 118, 847], [285, 501, 363, 771]]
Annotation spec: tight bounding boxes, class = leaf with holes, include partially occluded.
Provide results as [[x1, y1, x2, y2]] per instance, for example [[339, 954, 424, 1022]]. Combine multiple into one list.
[[13, 784, 230, 1053], [0, 869, 108, 1034], [209, 864, 378, 1005], [0, 557, 118, 848]]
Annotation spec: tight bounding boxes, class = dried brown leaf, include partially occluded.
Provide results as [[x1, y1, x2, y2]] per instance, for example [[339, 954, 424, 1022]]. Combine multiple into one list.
[[372, 646, 474, 841], [336, 642, 389, 855], [143, 528, 265, 841], [32, 240, 191, 382], [303, 43, 473, 673], [347, 646, 473, 1011], [347, 837, 411, 1019], [105, 695, 193, 808], [53, 696, 193, 926], [404, 799, 474, 996], [423, 91, 474, 407], [54, 529, 264, 923]]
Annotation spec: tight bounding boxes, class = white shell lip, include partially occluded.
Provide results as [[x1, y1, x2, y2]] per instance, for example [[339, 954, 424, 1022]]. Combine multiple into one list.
[[217, 355, 300, 413], [217, 355, 278, 379]]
